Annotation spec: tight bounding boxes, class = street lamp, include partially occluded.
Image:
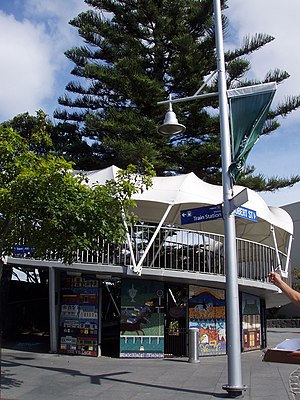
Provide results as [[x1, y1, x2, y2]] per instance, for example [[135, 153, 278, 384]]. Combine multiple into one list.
[[157, 0, 246, 397], [157, 95, 186, 136]]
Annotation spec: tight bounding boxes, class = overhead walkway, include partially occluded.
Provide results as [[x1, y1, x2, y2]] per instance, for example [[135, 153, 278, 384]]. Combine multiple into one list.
[[8, 223, 287, 305]]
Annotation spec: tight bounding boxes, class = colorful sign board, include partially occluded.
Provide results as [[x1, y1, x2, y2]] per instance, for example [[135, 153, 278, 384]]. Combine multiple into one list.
[[59, 274, 99, 357]]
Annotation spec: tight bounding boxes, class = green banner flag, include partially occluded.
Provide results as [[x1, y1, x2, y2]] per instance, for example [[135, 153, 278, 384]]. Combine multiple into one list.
[[228, 83, 276, 183]]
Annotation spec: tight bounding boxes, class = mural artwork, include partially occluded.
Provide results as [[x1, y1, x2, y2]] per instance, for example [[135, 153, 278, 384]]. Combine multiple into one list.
[[189, 286, 226, 356], [120, 279, 164, 358], [242, 293, 261, 351]]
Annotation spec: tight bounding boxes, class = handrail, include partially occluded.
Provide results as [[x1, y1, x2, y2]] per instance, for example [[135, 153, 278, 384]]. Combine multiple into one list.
[[12, 224, 287, 283]]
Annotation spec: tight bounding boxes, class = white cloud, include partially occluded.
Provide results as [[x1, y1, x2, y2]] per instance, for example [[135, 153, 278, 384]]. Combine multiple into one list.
[[24, 0, 87, 20], [0, 11, 56, 120], [23, 0, 89, 47], [0, 0, 89, 121], [226, 1, 300, 206], [226, 1, 300, 118]]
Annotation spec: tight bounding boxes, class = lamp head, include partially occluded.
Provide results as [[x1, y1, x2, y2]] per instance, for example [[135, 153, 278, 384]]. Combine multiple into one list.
[[157, 97, 186, 136]]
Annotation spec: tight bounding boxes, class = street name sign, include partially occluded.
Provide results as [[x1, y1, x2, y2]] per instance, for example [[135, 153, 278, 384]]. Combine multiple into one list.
[[181, 205, 223, 225], [180, 204, 257, 225], [232, 206, 257, 222]]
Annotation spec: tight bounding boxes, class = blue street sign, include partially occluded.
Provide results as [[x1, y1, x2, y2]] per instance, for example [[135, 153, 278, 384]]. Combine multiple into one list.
[[232, 206, 257, 222], [181, 205, 223, 225], [13, 245, 35, 256]]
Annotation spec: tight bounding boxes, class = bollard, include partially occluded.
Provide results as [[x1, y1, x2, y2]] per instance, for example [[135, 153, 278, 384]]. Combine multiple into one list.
[[188, 327, 200, 363]]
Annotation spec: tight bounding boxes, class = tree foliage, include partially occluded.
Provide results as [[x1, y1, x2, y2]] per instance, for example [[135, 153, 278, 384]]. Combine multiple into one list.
[[54, 0, 300, 191], [0, 112, 154, 337], [0, 113, 153, 266]]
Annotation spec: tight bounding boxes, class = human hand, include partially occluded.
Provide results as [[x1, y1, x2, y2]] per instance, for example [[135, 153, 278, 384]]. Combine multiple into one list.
[[269, 271, 283, 287]]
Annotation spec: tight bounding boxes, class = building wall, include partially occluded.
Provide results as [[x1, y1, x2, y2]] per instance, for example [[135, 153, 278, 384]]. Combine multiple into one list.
[[282, 202, 300, 273]]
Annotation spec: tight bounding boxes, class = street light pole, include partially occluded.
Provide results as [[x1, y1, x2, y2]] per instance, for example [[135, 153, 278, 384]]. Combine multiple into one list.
[[213, 0, 246, 396], [157, 0, 246, 396]]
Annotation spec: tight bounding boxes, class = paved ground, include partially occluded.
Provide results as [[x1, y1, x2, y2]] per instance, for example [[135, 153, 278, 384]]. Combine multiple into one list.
[[1, 328, 300, 400]]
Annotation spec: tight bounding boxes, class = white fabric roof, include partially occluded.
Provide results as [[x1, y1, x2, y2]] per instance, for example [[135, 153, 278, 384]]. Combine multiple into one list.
[[83, 166, 293, 253], [81, 165, 120, 185]]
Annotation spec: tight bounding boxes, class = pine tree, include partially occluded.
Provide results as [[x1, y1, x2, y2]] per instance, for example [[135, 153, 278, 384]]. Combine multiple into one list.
[[54, 0, 300, 191]]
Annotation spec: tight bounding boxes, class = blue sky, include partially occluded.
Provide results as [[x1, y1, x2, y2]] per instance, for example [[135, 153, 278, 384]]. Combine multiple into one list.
[[0, 0, 299, 207]]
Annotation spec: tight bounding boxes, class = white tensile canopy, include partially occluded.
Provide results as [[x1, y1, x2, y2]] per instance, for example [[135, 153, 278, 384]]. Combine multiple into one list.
[[83, 166, 293, 256], [78, 165, 120, 185]]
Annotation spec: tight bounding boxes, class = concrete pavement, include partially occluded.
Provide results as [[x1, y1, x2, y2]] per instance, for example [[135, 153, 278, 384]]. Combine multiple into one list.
[[1, 328, 300, 400]]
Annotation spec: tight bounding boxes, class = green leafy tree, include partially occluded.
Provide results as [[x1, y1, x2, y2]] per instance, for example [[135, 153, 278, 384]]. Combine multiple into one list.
[[54, 0, 300, 191], [0, 114, 153, 336], [2, 110, 53, 154]]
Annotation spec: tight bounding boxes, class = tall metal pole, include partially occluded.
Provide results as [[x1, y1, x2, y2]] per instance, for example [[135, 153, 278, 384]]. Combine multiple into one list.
[[49, 266, 58, 353], [157, 2, 248, 394], [213, 0, 246, 396]]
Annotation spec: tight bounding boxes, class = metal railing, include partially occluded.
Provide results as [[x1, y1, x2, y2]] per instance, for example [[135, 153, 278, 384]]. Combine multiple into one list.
[[13, 224, 287, 283]]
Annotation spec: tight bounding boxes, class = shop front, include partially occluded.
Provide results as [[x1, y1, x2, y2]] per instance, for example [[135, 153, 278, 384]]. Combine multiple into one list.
[[57, 272, 266, 358]]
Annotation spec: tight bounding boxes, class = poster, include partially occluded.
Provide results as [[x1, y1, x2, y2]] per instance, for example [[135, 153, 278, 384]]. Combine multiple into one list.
[[59, 273, 99, 357], [242, 292, 261, 351], [189, 285, 226, 356], [120, 279, 164, 358]]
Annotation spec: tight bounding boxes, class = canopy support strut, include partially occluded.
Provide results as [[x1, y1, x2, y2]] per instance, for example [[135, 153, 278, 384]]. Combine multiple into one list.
[[122, 212, 138, 272], [128, 204, 173, 276], [270, 225, 288, 278], [283, 234, 293, 277], [149, 205, 182, 269]]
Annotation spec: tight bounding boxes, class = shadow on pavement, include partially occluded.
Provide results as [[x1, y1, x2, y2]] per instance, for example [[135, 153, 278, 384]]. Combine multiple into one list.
[[2, 333, 50, 354], [1, 357, 231, 399]]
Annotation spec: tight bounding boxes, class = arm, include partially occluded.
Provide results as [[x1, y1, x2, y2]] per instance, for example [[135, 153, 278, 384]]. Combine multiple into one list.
[[269, 271, 300, 307]]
